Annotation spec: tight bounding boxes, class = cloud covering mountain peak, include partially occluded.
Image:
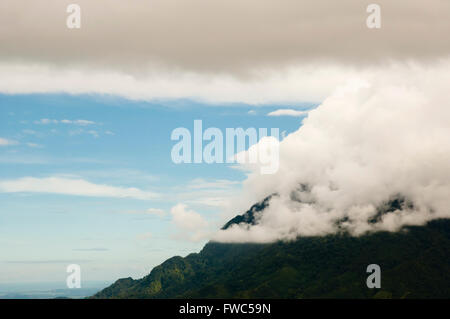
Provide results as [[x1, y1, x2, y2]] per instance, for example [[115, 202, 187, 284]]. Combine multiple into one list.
[[215, 61, 450, 242]]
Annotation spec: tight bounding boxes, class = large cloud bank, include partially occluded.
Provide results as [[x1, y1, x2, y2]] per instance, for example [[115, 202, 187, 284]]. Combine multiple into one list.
[[1, 0, 449, 73], [1, 1, 449, 104], [214, 60, 450, 242]]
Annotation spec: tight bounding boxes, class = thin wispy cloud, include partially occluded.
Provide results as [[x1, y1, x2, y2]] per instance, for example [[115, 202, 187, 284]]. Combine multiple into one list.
[[22, 129, 37, 134], [61, 119, 95, 126], [1, 138, 43, 148], [172, 179, 241, 208], [0, 176, 159, 200], [34, 118, 96, 126], [187, 178, 240, 190], [186, 197, 229, 208], [267, 109, 308, 117], [72, 169, 159, 184], [0, 138, 18, 146], [34, 119, 58, 125], [68, 128, 103, 138]]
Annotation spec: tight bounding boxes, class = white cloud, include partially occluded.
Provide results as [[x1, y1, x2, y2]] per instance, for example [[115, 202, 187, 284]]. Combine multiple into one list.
[[232, 135, 280, 175], [61, 119, 96, 126], [171, 204, 208, 230], [1, 0, 449, 74], [68, 128, 102, 138], [186, 197, 229, 208], [34, 118, 58, 125], [214, 61, 450, 243], [0, 138, 18, 146], [0, 62, 361, 104], [87, 130, 99, 138], [169, 178, 241, 209], [267, 109, 309, 117], [187, 178, 240, 190], [0, 1, 448, 107], [0, 177, 159, 200], [1, 136, 44, 149], [22, 129, 40, 136], [170, 204, 210, 242]]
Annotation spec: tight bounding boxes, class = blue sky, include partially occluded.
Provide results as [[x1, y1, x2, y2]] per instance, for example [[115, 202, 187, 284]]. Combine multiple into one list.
[[0, 93, 311, 283]]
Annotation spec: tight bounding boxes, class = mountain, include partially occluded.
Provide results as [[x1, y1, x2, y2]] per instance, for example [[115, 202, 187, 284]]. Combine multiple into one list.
[[221, 195, 272, 230], [92, 199, 450, 299]]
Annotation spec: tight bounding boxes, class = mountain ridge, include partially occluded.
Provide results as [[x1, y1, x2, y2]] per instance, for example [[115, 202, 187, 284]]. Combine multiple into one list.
[[92, 198, 450, 299]]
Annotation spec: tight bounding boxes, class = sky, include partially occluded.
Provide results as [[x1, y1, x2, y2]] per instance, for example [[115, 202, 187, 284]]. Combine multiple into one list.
[[0, 1, 449, 285], [0, 93, 309, 283]]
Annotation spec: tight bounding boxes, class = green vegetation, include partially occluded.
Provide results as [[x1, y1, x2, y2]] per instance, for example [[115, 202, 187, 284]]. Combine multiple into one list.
[[93, 218, 450, 299]]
